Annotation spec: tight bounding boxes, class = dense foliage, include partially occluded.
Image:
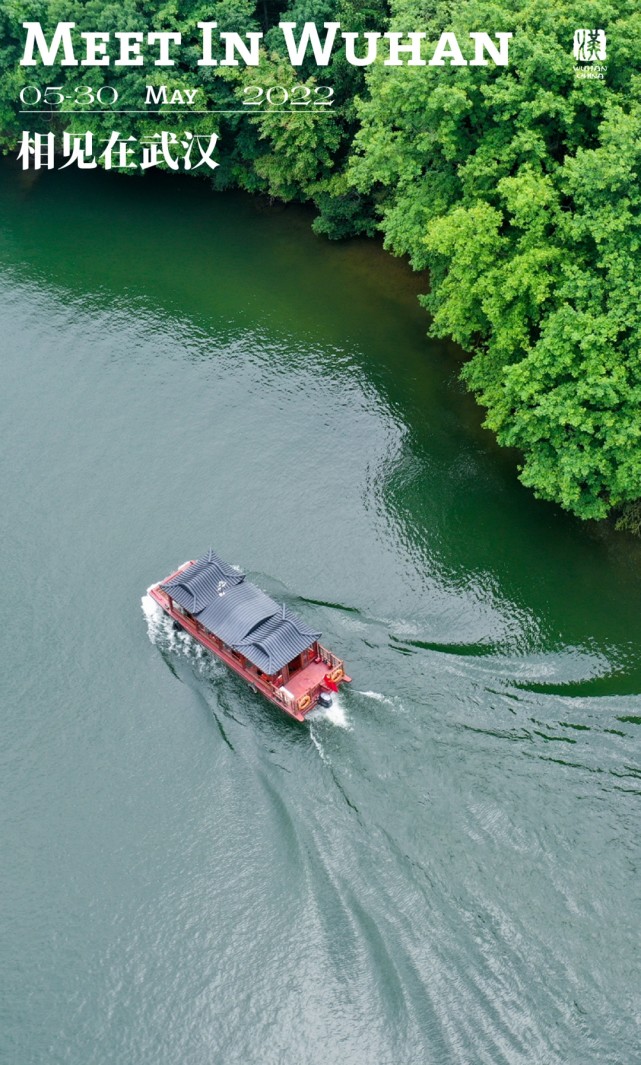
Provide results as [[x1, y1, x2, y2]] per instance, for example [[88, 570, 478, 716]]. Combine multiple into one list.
[[352, 0, 641, 520], [1, 0, 640, 521]]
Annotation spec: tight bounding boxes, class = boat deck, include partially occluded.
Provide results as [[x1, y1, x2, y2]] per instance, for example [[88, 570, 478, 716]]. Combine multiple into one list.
[[285, 659, 331, 701]]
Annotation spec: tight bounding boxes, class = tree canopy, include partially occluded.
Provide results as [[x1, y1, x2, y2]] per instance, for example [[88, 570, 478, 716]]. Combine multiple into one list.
[[351, 0, 641, 520]]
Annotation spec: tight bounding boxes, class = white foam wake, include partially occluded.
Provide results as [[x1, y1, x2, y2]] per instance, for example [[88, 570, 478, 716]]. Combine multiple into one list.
[[141, 589, 165, 641], [141, 591, 199, 653], [309, 728, 329, 762], [308, 693, 351, 729], [141, 591, 225, 681], [356, 689, 402, 711]]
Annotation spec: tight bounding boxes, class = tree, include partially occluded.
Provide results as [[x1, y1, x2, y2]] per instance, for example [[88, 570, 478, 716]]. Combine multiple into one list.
[[351, 0, 641, 518]]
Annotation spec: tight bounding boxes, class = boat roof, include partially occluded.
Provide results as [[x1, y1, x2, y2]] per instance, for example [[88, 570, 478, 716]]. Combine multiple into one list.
[[162, 549, 321, 674]]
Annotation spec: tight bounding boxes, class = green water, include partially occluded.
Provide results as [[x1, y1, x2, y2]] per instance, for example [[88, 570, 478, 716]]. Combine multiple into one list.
[[1, 160, 640, 1065]]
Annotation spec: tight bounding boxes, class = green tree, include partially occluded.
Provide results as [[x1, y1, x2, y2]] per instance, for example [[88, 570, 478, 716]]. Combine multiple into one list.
[[351, 0, 641, 518]]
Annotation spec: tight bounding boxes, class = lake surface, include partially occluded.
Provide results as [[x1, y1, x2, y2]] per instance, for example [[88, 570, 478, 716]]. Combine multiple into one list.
[[1, 159, 640, 1065]]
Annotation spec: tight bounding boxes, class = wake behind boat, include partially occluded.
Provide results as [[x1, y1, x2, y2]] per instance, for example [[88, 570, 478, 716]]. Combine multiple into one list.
[[148, 550, 351, 721]]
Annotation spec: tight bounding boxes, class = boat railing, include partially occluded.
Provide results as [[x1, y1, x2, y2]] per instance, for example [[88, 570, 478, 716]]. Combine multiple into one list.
[[278, 681, 323, 716], [310, 682, 326, 708], [317, 643, 343, 671], [275, 687, 298, 712]]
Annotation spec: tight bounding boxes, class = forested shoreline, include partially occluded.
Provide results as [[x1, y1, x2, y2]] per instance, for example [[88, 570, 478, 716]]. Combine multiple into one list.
[[2, 0, 640, 528]]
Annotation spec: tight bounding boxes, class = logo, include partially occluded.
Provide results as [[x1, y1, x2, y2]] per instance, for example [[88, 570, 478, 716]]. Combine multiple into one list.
[[573, 29, 606, 62]]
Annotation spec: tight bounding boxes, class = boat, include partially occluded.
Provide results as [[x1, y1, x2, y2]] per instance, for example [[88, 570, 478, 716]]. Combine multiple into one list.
[[148, 549, 351, 721]]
